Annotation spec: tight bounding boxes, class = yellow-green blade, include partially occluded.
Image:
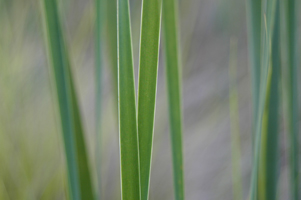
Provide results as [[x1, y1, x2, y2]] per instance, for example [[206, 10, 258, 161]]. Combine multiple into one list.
[[162, 0, 185, 199], [137, 0, 162, 199], [117, 0, 140, 199], [41, 0, 94, 199]]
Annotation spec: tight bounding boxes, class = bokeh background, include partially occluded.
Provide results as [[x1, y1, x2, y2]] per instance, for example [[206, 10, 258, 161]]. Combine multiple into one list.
[[0, 0, 298, 199]]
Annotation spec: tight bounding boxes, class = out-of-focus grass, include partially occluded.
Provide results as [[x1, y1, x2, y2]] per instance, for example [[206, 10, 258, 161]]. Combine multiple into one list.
[[281, 0, 299, 199], [0, 1, 67, 199], [228, 38, 243, 200], [1, 0, 300, 199], [163, 0, 185, 199]]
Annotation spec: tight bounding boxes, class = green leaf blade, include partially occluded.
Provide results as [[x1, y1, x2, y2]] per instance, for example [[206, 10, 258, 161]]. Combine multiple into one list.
[[248, 0, 277, 199], [137, 0, 162, 199], [246, 0, 262, 124], [162, 0, 184, 199], [117, 0, 140, 199], [282, 0, 299, 199], [41, 1, 94, 199]]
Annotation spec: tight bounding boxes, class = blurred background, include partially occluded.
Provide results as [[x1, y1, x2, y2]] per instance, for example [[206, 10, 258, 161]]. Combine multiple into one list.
[[0, 0, 297, 199]]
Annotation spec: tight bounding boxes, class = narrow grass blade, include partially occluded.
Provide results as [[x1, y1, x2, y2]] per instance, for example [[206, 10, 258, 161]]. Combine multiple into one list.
[[249, 0, 277, 199], [246, 0, 262, 127], [258, 3, 280, 199], [282, 0, 299, 199], [41, 1, 94, 199], [162, 0, 185, 199], [228, 38, 243, 200], [117, 0, 140, 199], [137, 0, 162, 199]]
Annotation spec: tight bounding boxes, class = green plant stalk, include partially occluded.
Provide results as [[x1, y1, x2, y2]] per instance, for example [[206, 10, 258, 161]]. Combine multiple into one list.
[[228, 38, 243, 200], [249, 0, 277, 199], [258, 3, 280, 199], [246, 0, 262, 129], [117, 0, 140, 199], [283, 0, 299, 199], [41, 0, 94, 199], [162, 0, 184, 199], [137, 0, 162, 199]]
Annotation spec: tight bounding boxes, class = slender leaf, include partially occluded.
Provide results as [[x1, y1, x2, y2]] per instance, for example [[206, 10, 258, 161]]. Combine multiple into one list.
[[282, 0, 299, 199], [246, 0, 262, 128], [258, 2, 280, 200], [137, 0, 162, 199], [162, 0, 184, 199], [249, 0, 277, 199], [117, 0, 140, 199], [41, 0, 94, 199]]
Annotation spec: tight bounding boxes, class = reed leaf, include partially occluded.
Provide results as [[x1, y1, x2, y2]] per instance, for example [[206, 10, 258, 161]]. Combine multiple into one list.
[[41, 0, 94, 199], [282, 0, 299, 199], [258, 2, 280, 199], [249, 0, 277, 199], [117, 0, 140, 199], [162, 0, 184, 199], [246, 0, 261, 127], [137, 0, 162, 199]]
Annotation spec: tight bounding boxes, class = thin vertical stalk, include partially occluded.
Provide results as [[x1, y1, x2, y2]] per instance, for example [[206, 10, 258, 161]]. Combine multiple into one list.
[[137, 0, 162, 199], [117, 0, 140, 199], [258, 2, 280, 199], [249, 0, 277, 199], [246, 0, 262, 128], [162, 0, 184, 199], [282, 0, 299, 199], [41, 0, 94, 199]]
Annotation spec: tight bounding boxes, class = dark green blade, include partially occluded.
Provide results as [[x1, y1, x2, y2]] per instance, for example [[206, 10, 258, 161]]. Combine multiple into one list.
[[162, 0, 185, 199], [117, 0, 140, 199], [282, 0, 299, 199], [246, 0, 262, 127], [137, 0, 162, 199], [249, 0, 277, 199], [258, 2, 280, 199], [41, 0, 94, 199]]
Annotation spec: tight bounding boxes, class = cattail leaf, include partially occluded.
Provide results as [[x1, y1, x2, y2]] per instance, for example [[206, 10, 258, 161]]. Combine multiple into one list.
[[162, 0, 185, 199], [281, 0, 299, 199], [137, 0, 162, 199], [41, 0, 95, 199], [117, 0, 140, 199]]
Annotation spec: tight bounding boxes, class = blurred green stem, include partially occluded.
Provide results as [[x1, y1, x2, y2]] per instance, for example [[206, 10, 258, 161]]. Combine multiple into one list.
[[162, 0, 185, 199], [41, 0, 95, 199]]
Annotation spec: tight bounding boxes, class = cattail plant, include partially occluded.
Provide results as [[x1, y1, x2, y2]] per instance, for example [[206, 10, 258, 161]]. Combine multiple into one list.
[[41, 0, 94, 199]]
